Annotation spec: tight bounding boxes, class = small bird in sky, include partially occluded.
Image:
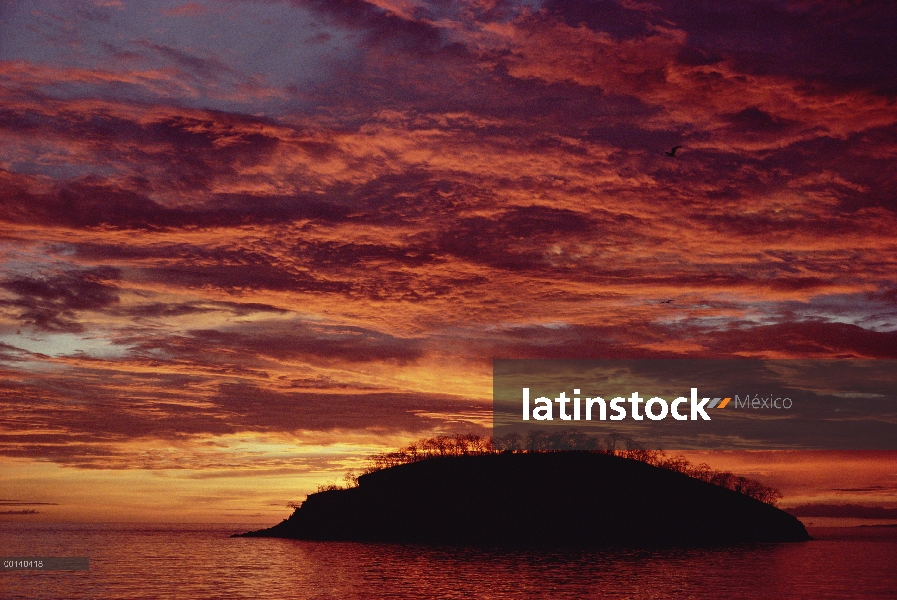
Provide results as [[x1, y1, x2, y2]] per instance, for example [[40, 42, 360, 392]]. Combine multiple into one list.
[[665, 145, 683, 157], [660, 299, 673, 304]]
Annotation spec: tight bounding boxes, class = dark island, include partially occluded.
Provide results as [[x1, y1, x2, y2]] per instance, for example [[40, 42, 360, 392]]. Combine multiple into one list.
[[238, 452, 810, 547]]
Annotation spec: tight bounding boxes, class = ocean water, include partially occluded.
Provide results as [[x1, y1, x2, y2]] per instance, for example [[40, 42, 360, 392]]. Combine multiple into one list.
[[1, 522, 895, 599]]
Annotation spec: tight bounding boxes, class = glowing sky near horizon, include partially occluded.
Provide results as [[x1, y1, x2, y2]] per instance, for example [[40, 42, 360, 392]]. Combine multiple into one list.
[[1, 0, 896, 521]]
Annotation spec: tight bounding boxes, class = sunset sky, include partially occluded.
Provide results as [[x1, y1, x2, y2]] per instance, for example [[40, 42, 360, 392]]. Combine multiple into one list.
[[1, 0, 895, 523]]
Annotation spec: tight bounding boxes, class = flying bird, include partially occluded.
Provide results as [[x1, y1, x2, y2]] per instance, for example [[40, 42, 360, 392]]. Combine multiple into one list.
[[665, 146, 683, 157], [660, 299, 673, 304]]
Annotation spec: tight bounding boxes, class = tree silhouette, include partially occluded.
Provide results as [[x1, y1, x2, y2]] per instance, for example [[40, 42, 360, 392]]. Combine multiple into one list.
[[314, 430, 781, 506]]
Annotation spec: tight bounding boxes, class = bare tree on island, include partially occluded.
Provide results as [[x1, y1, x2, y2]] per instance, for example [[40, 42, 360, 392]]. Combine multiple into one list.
[[311, 431, 781, 506]]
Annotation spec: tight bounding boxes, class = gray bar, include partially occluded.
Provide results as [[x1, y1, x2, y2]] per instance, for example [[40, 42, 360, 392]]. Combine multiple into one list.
[[494, 359, 897, 450], [2, 557, 89, 570]]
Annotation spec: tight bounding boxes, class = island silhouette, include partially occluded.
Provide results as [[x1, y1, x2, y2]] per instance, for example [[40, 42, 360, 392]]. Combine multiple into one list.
[[238, 434, 810, 547]]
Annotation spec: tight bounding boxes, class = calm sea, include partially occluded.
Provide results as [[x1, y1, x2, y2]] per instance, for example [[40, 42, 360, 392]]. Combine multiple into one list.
[[1, 522, 895, 599]]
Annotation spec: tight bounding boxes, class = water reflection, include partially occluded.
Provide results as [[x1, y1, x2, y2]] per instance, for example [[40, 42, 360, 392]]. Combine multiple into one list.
[[2, 523, 895, 599]]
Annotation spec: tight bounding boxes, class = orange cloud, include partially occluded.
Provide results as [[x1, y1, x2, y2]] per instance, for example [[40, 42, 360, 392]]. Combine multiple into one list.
[[1, 0, 895, 519]]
